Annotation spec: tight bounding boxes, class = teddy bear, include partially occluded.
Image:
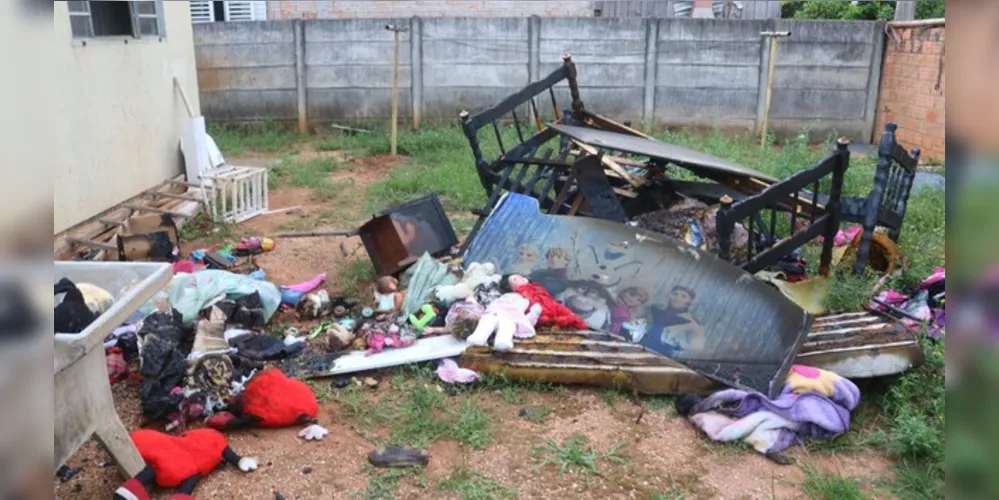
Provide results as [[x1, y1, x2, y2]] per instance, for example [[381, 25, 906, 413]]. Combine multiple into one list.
[[466, 293, 542, 351], [206, 368, 328, 441], [433, 262, 501, 304]]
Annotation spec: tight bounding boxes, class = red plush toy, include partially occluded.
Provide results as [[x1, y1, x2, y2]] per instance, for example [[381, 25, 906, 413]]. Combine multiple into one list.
[[507, 275, 588, 330], [113, 428, 257, 500], [207, 368, 328, 440]]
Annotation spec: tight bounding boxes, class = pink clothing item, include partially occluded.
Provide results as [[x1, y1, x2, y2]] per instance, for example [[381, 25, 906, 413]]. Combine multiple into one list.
[[609, 303, 630, 334], [436, 359, 480, 384], [918, 267, 945, 289], [818, 225, 862, 246], [172, 261, 199, 274], [790, 364, 821, 378], [484, 293, 541, 339], [284, 273, 327, 293]]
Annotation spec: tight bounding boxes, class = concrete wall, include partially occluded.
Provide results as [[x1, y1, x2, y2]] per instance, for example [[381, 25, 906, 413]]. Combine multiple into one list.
[[195, 17, 885, 141], [268, 1, 593, 20], [53, 2, 201, 234], [876, 24, 945, 162]]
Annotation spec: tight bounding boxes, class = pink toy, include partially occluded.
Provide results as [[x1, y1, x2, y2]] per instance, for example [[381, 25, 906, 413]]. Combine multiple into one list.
[[284, 273, 327, 293], [466, 293, 542, 351]]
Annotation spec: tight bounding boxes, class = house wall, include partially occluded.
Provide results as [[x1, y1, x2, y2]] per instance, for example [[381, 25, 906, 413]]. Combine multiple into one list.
[[196, 18, 886, 141], [876, 24, 945, 162], [268, 1, 593, 19], [52, 1, 201, 234]]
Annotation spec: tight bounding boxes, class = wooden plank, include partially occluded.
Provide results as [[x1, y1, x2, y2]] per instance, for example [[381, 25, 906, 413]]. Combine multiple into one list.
[[98, 218, 124, 227], [123, 204, 191, 218], [148, 191, 201, 202], [67, 237, 117, 251], [570, 139, 644, 188]]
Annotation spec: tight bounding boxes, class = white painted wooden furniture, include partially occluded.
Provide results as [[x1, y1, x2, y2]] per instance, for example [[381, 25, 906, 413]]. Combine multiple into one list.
[[55, 262, 171, 478]]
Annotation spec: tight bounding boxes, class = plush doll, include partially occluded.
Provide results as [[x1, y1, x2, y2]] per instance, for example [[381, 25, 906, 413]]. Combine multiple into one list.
[[113, 428, 257, 500], [502, 274, 587, 330], [422, 298, 486, 340], [206, 368, 328, 441], [434, 262, 501, 304], [372, 276, 405, 318], [466, 293, 542, 351]]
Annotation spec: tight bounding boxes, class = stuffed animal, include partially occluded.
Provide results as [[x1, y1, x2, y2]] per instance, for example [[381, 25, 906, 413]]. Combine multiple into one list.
[[422, 299, 485, 340], [503, 274, 587, 330], [113, 428, 257, 500], [206, 368, 328, 441], [434, 262, 500, 304], [466, 293, 542, 351]]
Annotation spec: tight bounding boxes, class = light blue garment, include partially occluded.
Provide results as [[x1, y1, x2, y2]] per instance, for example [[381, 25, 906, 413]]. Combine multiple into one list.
[[142, 270, 282, 325]]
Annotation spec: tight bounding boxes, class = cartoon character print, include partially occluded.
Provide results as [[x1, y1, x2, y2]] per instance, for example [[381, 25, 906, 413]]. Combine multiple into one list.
[[509, 244, 540, 276], [572, 243, 643, 300], [528, 246, 573, 298], [556, 280, 615, 332], [643, 285, 706, 357], [609, 286, 650, 339]]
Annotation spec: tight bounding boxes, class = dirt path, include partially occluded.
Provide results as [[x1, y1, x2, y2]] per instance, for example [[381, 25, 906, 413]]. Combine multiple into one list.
[[55, 149, 896, 500]]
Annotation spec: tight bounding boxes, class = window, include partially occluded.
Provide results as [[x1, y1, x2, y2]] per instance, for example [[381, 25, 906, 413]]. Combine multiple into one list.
[[190, 1, 267, 24], [68, 1, 165, 39]]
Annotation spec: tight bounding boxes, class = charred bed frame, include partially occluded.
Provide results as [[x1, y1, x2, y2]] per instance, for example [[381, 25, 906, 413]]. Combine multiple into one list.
[[459, 54, 851, 275]]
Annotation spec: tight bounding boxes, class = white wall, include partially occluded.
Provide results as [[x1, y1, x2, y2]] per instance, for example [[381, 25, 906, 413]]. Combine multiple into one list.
[[52, 1, 201, 233]]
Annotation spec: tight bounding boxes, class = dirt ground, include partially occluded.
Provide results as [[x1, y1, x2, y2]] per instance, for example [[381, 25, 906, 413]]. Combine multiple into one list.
[[55, 150, 896, 500]]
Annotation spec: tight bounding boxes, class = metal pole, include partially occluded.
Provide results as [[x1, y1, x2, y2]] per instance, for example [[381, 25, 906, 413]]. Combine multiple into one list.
[[759, 30, 790, 149], [391, 29, 400, 156]]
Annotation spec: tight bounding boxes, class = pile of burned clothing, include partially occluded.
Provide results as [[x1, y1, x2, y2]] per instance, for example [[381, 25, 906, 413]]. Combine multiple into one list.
[[676, 364, 860, 464], [100, 268, 330, 431], [870, 266, 946, 339]]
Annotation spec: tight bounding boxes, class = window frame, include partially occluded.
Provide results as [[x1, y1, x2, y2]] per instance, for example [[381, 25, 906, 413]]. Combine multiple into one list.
[[68, 1, 167, 45]]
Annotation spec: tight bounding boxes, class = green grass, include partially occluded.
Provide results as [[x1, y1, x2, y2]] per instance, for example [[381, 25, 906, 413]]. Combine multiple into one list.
[[208, 120, 304, 156], [269, 154, 344, 190], [518, 405, 552, 424], [800, 466, 867, 500], [449, 399, 493, 450], [500, 386, 522, 404], [601, 389, 618, 408], [177, 211, 234, 242], [358, 466, 418, 500], [533, 433, 628, 485], [868, 339, 945, 498], [437, 467, 518, 500]]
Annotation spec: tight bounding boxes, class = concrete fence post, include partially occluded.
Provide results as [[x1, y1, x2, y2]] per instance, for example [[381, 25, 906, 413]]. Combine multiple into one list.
[[293, 19, 307, 134], [754, 18, 776, 138], [894, 1, 916, 21], [528, 15, 541, 83], [642, 17, 659, 125], [863, 20, 887, 143], [410, 16, 423, 130]]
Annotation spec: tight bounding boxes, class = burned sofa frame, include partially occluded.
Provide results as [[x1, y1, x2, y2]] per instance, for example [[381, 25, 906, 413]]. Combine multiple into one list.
[[458, 54, 849, 275]]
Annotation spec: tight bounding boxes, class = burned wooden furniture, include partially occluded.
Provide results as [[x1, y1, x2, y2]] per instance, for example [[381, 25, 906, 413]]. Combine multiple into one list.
[[853, 122, 920, 274], [459, 310, 924, 395], [716, 139, 849, 275], [458, 54, 845, 274]]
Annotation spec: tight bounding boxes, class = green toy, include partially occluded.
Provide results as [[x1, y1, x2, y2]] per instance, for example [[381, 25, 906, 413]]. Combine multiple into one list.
[[408, 304, 437, 333]]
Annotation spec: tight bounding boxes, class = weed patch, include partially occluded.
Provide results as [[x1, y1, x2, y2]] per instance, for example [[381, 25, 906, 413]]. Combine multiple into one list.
[[799, 466, 867, 500], [437, 467, 517, 500], [208, 120, 303, 155], [533, 433, 628, 485], [518, 405, 552, 424]]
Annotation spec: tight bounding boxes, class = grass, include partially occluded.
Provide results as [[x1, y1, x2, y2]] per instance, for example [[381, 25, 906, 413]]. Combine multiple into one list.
[[208, 120, 304, 156], [268, 153, 345, 193], [500, 386, 522, 404], [177, 211, 234, 243], [800, 466, 868, 500], [358, 466, 418, 500], [449, 399, 493, 450], [868, 339, 945, 498], [518, 405, 552, 424], [601, 389, 618, 408], [533, 432, 629, 485], [437, 467, 518, 500]]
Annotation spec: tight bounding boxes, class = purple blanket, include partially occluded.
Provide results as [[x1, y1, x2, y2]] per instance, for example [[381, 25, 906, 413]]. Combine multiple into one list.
[[690, 372, 860, 452]]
